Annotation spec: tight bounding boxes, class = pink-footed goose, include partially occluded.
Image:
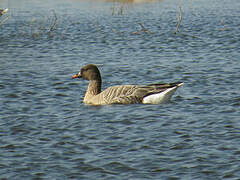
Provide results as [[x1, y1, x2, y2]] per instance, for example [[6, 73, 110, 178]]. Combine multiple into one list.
[[72, 64, 183, 105]]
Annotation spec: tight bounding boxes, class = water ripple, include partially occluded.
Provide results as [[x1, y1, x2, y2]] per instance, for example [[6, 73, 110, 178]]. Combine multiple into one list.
[[1, 0, 240, 179]]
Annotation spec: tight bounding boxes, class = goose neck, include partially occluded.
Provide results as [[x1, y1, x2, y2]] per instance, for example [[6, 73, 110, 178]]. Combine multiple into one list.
[[85, 79, 102, 97]]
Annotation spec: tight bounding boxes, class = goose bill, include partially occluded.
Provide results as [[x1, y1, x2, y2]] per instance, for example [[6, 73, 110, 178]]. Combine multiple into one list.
[[72, 73, 81, 79]]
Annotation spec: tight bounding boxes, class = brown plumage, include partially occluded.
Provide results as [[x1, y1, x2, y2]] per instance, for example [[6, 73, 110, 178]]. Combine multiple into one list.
[[72, 64, 183, 105]]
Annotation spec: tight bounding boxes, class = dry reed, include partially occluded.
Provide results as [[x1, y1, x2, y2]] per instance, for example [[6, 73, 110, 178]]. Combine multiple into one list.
[[47, 9, 57, 34], [174, 5, 182, 34], [132, 22, 151, 35]]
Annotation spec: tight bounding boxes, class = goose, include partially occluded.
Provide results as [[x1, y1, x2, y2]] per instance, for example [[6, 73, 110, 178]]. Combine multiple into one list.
[[72, 64, 183, 105], [0, 8, 8, 16]]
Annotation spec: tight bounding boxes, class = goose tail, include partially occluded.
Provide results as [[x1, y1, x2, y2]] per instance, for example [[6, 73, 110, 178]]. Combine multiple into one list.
[[176, 82, 184, 87], [142, 82, 184, 104], [1, 8, 8, 14]]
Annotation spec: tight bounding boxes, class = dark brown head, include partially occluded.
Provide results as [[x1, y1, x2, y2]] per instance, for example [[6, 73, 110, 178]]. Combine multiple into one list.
[[72, 64, 101, 81]]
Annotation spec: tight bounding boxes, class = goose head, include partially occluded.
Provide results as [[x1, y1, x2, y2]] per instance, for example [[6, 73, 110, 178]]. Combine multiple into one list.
[[72, 64, 101, 81]]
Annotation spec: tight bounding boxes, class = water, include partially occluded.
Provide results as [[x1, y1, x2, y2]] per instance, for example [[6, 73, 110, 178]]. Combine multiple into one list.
[[1, 0, 240, 179]]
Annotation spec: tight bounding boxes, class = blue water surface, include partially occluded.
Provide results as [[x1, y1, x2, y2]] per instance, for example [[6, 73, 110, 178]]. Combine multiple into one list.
[[0, 0, 240, 179]]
